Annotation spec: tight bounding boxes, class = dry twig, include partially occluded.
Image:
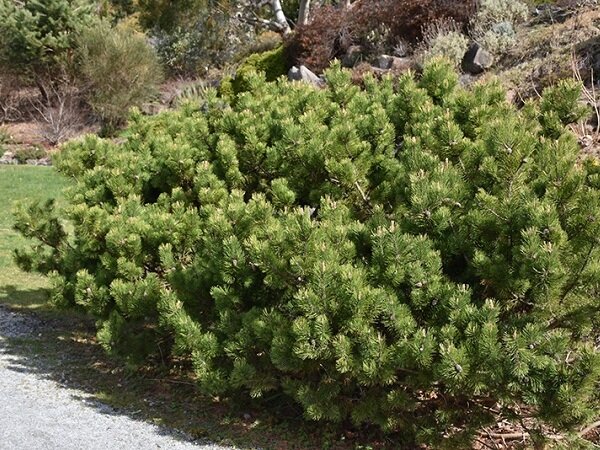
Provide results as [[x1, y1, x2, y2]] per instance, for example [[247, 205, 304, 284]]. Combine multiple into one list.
[[572, 50, 600, 133], [29, 76, 83, 145]]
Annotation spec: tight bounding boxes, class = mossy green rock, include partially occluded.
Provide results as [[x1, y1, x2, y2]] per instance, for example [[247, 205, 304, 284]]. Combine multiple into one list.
[[231, 45, 288, 94]]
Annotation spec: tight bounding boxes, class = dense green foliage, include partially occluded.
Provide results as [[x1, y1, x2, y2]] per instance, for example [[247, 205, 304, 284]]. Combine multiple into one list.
[[0, 0, 162, 139], [231, 46, 289, 94], [0, 0, 95, 76], [134, 0, 251, 76], [153, 10, 239, 77], [135, 0, 217, 31], [14, 61, 600, 446]]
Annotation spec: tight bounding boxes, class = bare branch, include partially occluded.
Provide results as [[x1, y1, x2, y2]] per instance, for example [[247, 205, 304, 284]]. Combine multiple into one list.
[[579, 420, 600, 438], [28, 73, 84, 145]]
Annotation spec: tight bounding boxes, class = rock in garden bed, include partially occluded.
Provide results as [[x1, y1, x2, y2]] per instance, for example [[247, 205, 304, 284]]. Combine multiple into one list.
[[0, 146, 51, 166]]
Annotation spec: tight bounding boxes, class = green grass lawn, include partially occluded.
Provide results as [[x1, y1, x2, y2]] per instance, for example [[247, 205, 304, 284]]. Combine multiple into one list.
[[0, 165, 68, 309]]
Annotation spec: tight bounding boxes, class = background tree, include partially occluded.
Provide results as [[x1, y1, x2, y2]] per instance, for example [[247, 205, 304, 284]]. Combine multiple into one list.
[[0, 0, 95, 96], [267, 0, 354, 31]]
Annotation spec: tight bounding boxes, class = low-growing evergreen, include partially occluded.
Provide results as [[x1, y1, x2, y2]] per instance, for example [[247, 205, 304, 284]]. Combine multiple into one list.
[[14, 60, 600, 447], [231, 45, 289, 94]]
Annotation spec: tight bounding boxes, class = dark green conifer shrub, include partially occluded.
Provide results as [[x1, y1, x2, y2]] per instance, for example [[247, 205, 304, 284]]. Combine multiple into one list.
[[14, 60, 600, 447], [0, 0, 95, 77]]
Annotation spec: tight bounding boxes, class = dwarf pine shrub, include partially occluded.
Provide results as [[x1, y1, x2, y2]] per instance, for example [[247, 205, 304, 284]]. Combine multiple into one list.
[[14, 60, 600, 447], [231, 45, 288, 94]]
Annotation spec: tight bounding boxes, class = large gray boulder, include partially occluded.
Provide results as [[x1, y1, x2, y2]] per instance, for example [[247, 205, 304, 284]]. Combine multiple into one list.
[[462, 43, 494, 74], [37, 157, 52, 166], [288, 65, 324, 87]]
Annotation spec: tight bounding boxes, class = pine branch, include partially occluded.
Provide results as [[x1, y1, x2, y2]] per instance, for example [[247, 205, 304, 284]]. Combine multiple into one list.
[[559, 241, 596, 304], [354, 181, 370, 204]]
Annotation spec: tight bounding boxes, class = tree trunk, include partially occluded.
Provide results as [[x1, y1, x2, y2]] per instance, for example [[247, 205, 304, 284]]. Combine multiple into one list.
[[271, 0, 291, 34], [298, 0, 311, 25], [34, 77, 50, 105]]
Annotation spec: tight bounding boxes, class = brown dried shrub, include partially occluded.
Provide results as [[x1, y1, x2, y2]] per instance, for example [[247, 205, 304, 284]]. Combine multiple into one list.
[[0, 71, 24, 122], [351, 62, 377, 86], [287, 0, 478, 73]]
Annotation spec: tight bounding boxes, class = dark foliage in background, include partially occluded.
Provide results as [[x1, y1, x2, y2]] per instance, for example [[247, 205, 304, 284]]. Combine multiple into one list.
[[287, 0, 478, 72]]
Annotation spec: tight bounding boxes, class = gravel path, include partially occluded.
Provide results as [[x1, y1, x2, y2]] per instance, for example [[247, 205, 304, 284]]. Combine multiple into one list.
[[0, 306, 235, 450]]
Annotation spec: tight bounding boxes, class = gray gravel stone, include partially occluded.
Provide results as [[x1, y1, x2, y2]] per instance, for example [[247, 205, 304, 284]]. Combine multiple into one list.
[[0, 306, 237, 450]]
